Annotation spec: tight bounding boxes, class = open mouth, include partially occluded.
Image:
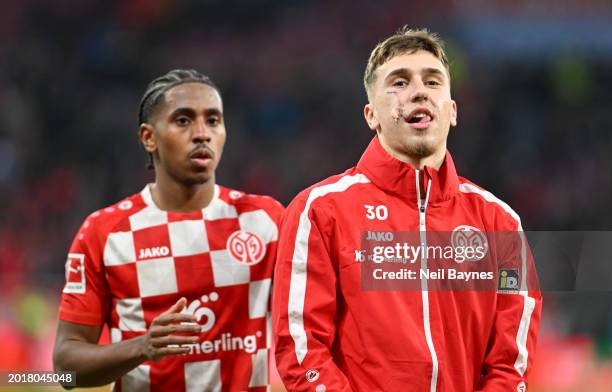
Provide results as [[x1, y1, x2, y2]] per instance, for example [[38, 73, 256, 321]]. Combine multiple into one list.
[[406, 108, 434, 125]]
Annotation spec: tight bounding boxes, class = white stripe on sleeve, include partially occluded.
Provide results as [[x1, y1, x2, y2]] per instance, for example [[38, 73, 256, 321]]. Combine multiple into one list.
[[288, 174, 370, 364], [458, 182, 535, 376]]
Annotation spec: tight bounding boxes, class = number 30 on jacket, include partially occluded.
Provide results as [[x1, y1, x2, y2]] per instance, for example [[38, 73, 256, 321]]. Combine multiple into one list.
[[364, 204, 388, 220]]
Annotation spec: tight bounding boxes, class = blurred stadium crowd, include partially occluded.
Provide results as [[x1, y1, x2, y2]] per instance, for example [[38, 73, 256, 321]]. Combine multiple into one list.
[[0, 0, 610, 390]]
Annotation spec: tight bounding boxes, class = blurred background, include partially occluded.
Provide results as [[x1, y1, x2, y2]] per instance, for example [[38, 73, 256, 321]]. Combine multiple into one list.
[[0, 0, 611, 390]]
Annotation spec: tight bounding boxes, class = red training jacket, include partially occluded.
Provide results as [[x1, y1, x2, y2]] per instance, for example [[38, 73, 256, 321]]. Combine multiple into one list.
[[273, 136, 542, 392]]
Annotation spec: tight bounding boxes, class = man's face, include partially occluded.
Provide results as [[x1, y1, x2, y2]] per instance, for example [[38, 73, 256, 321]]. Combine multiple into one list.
[[364, 50, 457, 161], [141, 82, 226, 186]]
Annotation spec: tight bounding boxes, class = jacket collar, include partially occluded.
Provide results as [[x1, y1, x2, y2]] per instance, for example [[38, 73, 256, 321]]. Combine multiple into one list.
[[356, 136, 459, 204]]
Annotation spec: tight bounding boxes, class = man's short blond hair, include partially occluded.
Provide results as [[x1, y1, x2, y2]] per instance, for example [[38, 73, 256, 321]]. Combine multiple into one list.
[[364, 26, 450, 99]]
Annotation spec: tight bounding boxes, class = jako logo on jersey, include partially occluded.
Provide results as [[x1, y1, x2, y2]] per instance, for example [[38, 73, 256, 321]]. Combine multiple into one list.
[[365, 231, 394, 241], [516, 381, 526, 392], [451, 225, 488, 262], [180, 292, 261, 355], [138, 246, 170, 259], [63, 253, 86, 294], [305, 369, 320, 383], [226, 230, 265, 266]]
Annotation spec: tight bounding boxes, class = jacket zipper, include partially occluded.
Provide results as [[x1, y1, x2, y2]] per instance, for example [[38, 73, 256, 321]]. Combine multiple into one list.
[[416, 170, 438, 392]]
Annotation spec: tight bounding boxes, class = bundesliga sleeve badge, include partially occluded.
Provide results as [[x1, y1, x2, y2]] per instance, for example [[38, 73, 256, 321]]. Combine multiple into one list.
[[63, 253, 86, 294]]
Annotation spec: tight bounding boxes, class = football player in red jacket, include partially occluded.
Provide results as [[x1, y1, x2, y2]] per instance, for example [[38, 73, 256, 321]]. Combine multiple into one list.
[[273, 27, 541, 392]]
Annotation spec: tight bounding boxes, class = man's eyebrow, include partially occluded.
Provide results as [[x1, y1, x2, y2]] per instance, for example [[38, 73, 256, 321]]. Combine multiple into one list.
[[384, 67, 447, 82], [384, 68, 412, 82], [169, 107, 223, 117], [422, 67, 446, 78], [204, 108, 223, 117], [169, 107, 197, 117]]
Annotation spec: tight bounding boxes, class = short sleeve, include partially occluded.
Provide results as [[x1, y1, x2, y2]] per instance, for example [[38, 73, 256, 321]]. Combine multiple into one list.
[[58, 215, 110, 326]]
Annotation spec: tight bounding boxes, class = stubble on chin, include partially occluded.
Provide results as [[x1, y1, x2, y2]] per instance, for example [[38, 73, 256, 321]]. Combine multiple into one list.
[[188, 173, 213, 186], [173, 168, 213, 187], [402, 140, 436, 159]]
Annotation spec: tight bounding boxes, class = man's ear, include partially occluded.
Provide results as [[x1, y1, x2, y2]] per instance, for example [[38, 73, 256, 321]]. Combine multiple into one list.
[[139, 123, 157, 153], [450, 100, 458, 127], [364, 103, 380, 132]]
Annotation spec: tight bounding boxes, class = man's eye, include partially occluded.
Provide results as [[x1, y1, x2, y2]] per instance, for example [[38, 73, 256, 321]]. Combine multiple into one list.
[[426, 80, 441, 86], [207, 117, 221, 126], [393, 80, 408, 87], [176, 117, 191, 125]]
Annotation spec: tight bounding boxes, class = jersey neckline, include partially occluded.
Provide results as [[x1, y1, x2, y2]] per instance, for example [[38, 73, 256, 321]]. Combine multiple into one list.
[[139, 183, 221, 213]]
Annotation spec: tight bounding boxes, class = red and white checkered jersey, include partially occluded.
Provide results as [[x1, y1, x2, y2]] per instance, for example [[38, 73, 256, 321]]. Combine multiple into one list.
[[59, 184, 284, 392]]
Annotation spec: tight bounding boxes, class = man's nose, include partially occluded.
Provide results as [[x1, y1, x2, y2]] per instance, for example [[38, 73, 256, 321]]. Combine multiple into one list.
[[409, 80, 430, 103], [192, 119, 211, 143]]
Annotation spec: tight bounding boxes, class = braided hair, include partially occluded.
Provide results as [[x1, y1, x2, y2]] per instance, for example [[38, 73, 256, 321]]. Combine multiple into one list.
[[138, 69, 220, 169]]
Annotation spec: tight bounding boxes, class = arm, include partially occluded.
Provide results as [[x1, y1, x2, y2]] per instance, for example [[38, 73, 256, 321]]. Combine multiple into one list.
[[273, 196, 353, 391], [53, 298, 201, 388], [55, 215, 200, 387], [477, 230, 542, 391]]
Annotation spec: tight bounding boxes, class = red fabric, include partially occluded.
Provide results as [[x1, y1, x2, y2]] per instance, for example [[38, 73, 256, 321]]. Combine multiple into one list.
[[273, 136, 542, 392], [59, 184, 284, 391]]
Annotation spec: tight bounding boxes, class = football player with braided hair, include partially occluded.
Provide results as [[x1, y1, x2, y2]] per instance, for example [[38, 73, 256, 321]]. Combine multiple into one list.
[[54, 69, 283, 391]]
